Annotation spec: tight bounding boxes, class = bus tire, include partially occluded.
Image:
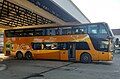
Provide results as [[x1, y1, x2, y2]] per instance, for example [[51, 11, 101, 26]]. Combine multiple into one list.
[[80, 53, 92, 63], [25, 51, 32, 60], [16, 51, 23, 60]]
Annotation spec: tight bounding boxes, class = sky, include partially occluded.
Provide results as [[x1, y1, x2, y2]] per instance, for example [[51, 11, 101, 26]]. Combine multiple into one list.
[[71, 0, 120, 29]]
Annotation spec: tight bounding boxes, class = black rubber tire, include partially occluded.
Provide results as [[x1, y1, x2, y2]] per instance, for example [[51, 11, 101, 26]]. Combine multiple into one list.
[[80, 53, 92, 63], [25, 51, 32, 60], [16, 51, 23, 60]]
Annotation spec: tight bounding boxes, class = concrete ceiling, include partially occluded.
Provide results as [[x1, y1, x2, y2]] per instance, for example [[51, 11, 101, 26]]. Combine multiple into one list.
[[0, 0, 90, 29]]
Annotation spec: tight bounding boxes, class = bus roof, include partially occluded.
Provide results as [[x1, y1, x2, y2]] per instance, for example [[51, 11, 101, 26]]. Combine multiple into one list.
[[5, 22, 108, 31]]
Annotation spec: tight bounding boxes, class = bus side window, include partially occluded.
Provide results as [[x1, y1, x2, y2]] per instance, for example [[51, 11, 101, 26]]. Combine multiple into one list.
[[23, 29, 34, 36], [57, 43, 69, 50], [73, 25, 87, 34], [59, 28, 62, 35], [73, 27, 79, 34], [46, 29, 56, 35], [55, 28, 60, 35], [76, 42, 90, 50], [32, 43, 41, 50], [6, 30, 15, 37], [62, 29, 72, 35], [52, 29, 56, 35], [79, 28, 86, 34], [51, 43, 57, 49], [44, 43, 51, 49], [46, 29, 51, 35], [34, 29, 44, 36], [15, 30, 24, 37], [42, 43, 58, 50]]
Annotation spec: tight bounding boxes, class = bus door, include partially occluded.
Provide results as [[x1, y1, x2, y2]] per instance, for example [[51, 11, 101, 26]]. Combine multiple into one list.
[[68, 43, 76, 61]]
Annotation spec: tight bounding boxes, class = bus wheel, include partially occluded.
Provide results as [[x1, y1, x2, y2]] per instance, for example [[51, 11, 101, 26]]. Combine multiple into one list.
[[25, 51, 32, 60], [80, 53, 92, 63], [16, 51, 23, 60]]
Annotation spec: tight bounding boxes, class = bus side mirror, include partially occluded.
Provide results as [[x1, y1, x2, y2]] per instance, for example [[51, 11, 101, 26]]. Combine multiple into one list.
[[115, 38, 119, 45], [107, 36, 113, 39]]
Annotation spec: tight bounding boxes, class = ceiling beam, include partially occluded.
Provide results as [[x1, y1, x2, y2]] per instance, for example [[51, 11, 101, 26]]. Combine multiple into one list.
[[7, 0, 67, 25]]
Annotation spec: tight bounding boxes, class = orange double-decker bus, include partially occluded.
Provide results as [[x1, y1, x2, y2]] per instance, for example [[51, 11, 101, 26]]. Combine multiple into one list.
[[4, 22, 113, 63]]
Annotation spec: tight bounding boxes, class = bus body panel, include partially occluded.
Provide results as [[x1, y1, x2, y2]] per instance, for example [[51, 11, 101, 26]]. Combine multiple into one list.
[[31, 50, 60, 60], [98, 51, 112, 61], [60, 50, 68, 61]]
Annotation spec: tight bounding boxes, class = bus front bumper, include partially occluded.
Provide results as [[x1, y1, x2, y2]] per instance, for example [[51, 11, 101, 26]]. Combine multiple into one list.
[[109, 52, 113, 61]]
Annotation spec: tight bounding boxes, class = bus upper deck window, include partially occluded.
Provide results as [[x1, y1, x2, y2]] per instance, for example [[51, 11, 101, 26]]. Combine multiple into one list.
[[34, 29, 44, 36], [62, 29, 71, 35], [46, 29, 56, 35], [88, 25, 98, 34], [79, 28, 86, 34], [55, 29, 60, 35], [99, 25, 108, 34], [73, 28, 79, 34], [5, 30, 14, 37]]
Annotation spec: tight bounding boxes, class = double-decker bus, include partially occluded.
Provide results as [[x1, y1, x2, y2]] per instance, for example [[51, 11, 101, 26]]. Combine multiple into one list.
[[4, 22, 114, 63]]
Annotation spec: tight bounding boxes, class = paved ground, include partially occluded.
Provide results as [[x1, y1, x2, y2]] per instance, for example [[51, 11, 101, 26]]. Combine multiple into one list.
[[0, 54, 120, 79]]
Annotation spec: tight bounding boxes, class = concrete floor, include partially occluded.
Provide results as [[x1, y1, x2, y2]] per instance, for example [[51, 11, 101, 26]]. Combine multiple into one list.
[[0, 54, 120, 79]]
